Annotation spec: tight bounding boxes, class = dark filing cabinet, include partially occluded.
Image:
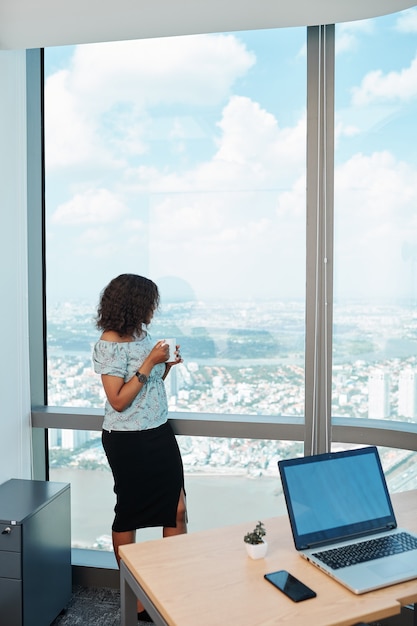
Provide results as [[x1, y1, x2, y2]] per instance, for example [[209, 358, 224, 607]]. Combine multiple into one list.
[[0, 479, 71, 626]]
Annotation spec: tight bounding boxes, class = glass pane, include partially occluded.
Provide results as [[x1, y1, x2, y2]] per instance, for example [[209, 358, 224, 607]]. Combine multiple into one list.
[[333, 9, 417, 423], [44, 29, 306, 550], [49, 430, 302, 549], [44, 30, 306, 417]]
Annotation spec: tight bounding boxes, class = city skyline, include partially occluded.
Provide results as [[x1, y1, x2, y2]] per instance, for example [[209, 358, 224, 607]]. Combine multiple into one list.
[[47, 298, 417, 423]]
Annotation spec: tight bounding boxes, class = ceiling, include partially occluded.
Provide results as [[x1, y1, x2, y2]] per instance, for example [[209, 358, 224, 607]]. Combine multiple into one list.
[[1, 0, 416, 50]]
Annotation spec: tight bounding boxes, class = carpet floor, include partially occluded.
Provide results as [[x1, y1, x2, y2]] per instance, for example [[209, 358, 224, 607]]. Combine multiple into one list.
[[51, 585, 154, 625]]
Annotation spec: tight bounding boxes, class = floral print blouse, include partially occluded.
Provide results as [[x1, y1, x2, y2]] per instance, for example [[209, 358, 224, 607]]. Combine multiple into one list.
[[92, 332, 167, 431]]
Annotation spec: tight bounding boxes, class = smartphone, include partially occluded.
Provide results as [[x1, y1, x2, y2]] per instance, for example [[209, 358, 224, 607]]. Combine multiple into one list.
[[264, 570, 317, 602]]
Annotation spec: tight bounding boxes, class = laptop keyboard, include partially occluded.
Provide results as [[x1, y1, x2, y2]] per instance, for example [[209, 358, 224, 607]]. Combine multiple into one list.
[[313, 532, 417, 570]]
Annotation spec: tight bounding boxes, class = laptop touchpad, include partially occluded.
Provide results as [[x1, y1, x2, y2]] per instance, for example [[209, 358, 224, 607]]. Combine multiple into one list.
[[368, 554, 417, 579]]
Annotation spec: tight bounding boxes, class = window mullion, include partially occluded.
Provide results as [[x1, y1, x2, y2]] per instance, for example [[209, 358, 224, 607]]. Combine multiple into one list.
[[305, 24, 335, 456]]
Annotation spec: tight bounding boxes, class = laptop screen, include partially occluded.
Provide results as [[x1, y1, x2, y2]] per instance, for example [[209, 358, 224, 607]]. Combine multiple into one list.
[[278, 446, 396, 550]]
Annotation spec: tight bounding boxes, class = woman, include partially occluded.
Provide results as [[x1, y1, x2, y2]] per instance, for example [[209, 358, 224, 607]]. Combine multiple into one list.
[[93, 273, 187, 623]]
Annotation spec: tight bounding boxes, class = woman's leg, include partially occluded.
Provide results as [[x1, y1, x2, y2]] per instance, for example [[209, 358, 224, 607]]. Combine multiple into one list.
[[163, 488, 187, 537], [112, 529, 136, 566], [113, 529, 149, 614], [113, 488, 187, 613]]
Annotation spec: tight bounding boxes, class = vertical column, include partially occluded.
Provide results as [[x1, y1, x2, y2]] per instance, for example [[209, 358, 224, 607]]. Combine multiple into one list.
[[0, 50, 32, 480], [304, 25, 335, 456], [26, 49, 48, 479]]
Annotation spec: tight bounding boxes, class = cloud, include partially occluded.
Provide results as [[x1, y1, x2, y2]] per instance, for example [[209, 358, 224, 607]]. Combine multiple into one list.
[[351, 53, 417, 105], [140, 96, 307, 299], [47, 76, 307, 300], [215, 96, 304, 171], [336, 151, 417, 218], [48, 141, 417, 301], [51, 188, 128, 225], [45, 69, 104, 169], [335, 20, 374, 55], [147, 188, 305, 300], [71, 35, 255, 110], [124, 96, 306, 194], [334, 150, 417, 298], [335, 120, 360, 141], [275, 175, 306, 218], [45, 34, 255, 170], [396, 7, 417, 33], [44, 27, 417, 302]]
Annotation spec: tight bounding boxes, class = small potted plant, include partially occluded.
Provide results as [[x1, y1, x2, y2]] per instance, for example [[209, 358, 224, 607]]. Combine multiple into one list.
[[244, 521, 267, 559]]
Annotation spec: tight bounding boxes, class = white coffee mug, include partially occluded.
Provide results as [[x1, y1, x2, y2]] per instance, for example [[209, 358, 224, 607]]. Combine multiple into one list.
[[163, 338, 176, 362]]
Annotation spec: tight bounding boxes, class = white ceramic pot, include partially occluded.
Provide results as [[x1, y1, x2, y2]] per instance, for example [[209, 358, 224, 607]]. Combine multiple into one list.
[[245, 540, 268, 559]]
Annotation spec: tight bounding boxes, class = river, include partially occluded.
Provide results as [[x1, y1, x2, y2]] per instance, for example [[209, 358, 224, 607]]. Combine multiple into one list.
[[50, 467, 286, 549]]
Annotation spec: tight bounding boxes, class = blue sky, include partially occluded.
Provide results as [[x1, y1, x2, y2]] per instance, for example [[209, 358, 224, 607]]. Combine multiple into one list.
[[44, 9, 417, 305]]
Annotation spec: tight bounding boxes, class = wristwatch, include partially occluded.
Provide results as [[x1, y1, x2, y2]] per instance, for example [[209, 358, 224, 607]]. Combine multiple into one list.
[[135, 371, 148, 384]]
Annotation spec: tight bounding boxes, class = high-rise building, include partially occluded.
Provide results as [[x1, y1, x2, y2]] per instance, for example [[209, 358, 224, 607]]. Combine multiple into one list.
[[398, 369, 417, 420], [368, 369, 390, 419], [49, 429, 91, 449]]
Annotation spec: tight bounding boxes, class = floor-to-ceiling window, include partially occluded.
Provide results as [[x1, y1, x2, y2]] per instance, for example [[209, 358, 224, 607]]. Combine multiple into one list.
[[34, 7, 417, 555], [333, 10, 417, 484], [44, 28, 307, 549]]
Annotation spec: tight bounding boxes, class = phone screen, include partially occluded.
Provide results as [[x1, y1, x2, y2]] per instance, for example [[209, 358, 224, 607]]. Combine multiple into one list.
[[264, 570, 317, 602]]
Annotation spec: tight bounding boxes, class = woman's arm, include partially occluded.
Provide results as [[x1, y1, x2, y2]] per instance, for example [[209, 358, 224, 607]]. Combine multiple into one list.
[[101, 372, 144, 412], [101, 340, 170, 412]]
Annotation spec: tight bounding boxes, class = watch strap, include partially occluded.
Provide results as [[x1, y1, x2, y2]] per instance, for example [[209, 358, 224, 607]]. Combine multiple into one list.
[[135, 371, 148, 384]]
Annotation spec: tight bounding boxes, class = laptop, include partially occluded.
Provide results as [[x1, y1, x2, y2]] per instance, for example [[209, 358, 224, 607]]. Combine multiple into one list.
[[278, 446, 417, 594]]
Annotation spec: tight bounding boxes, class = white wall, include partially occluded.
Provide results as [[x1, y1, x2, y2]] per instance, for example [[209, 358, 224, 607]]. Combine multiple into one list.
[[0, 50, 32, 484]]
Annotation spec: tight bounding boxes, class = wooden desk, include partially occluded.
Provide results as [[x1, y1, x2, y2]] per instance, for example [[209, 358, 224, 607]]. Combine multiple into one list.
[[119, 490, 417, 626]]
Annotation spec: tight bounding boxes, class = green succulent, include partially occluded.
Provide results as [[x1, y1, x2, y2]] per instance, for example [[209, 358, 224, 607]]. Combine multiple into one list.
[[244, 521, 266, 545]]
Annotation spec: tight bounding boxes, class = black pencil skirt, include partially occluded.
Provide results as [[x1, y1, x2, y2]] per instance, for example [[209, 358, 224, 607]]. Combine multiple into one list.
[[102, 421, 185, 533]]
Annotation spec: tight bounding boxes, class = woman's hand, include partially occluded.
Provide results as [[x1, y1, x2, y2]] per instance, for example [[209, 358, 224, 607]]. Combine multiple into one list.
[[148, 340, 171, 365], [148, 341, 183, 366]]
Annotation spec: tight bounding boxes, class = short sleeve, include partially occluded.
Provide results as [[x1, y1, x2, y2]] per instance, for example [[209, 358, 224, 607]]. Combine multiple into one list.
[[92, 341, 128, 378]]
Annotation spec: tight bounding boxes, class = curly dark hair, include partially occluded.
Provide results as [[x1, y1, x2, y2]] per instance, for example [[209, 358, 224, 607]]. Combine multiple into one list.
[[96, 274, 160, 336]]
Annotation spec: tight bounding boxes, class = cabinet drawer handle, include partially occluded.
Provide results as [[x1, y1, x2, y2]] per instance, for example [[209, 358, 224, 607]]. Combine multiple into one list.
[[2, 527, 12, 534]]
